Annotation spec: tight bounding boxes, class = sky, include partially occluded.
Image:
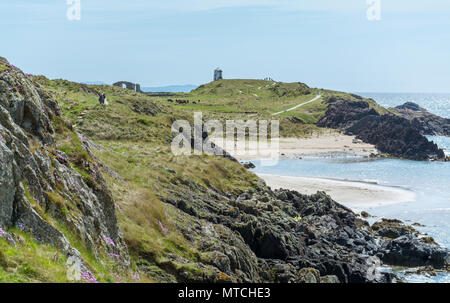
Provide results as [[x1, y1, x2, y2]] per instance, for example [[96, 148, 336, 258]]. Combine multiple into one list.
[[1, 0, 450, 92]]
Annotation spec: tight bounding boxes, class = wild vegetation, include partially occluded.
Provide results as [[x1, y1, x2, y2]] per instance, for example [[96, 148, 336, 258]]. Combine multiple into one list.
[[3, 58, 445, 283]]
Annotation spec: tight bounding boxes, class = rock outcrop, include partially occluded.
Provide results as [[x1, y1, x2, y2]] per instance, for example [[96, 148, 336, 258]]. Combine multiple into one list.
[[2, 57, 448, 283], [392, 102, 450, 136], [163, 174, 440, 283], [379, 234, 449, 269], [317, 98, 445, 160], [0, 57, 129, 272]]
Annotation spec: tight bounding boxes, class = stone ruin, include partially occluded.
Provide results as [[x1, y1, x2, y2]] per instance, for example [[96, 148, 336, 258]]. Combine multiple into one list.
[[214, 68, 223, 81], [113, 81, 142, 92]]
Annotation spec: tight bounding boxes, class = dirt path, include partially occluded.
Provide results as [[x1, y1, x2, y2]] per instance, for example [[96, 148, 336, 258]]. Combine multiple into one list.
[[272, 94, 321, 116]]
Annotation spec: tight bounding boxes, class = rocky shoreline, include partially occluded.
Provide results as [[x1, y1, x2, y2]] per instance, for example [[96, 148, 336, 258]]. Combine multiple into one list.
[[162, 168, 450, 282], [1, 56, 448, 283], [317, 97, 446, 161], [392, 102, 449, 137]]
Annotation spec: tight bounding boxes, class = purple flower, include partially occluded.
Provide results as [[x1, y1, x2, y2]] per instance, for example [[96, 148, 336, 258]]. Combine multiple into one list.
[[82, 271, 98, 283], [158, 221, 169, 233], [103, 236, 116, 247], [0, 227, 5, 237], [111, 272, 121, 282]]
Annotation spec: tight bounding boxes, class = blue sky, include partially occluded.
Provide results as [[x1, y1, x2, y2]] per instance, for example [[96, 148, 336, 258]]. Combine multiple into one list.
[[1, 0, 450, 92]]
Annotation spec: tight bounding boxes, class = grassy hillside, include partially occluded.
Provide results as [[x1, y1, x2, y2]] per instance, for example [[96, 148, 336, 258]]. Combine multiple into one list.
[[0, 74, 392, 283], [147, 79, 389, 138], [28, 76, 259, 282]]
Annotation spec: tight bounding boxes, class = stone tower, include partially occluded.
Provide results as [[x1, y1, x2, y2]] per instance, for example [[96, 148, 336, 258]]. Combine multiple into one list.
[[214, 68, 223, 81]]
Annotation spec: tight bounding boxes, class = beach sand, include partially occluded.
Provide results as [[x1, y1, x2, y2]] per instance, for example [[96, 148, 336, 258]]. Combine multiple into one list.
[[257, 173, 416, 211], [212, 132, 414, 210], [212, 132, 378, 160]]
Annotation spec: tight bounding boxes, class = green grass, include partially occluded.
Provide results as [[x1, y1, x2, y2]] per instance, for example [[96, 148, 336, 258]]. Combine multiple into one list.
[[0, 56, 9, 72], [23, 75, 393, 282], [151, 79, 324, 138], [0, 64, 8, 72], [0, 228, 69, 283], [87, 138, 258, 281]]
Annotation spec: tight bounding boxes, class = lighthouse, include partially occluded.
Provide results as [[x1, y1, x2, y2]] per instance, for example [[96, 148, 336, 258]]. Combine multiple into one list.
[[214, 68, 223, 81]]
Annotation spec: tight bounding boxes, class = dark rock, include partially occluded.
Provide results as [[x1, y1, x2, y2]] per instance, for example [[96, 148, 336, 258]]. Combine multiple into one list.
[[380, 234, 449, 269], [396, 102, 422, 111], [347, 114, 445, 160], [393, 102, 450, 136], [320, 275, 340, 283], [297, 267, 320, 283], [0, 59, 130, 273], [317, 99, 445, 160], [242, 162, 256, 169], [317, 100, 379, 130], [419, 236, 439, 246], [371, 218, 420, 239], [361, 211, 371, 218]]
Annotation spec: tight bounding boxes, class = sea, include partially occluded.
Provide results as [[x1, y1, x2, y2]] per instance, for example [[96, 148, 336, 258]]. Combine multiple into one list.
[[251, 93, 450, 283]]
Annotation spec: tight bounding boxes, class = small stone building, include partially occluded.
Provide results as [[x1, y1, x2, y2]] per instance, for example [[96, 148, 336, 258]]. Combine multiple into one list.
[[113, 81, 142, 93], [214, 68, 223, 81]]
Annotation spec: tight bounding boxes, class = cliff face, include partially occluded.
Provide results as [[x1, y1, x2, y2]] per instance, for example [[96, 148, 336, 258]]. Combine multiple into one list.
[[317, 98, 445, 160], [0, 57, 129, 279]]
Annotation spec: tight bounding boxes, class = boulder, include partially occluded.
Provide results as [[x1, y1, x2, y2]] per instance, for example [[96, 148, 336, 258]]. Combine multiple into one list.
[[380, 234, 449, 269]]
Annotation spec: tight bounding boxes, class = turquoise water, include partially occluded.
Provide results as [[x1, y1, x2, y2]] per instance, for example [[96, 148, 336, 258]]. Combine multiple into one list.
[[252, 93, 450, 282]]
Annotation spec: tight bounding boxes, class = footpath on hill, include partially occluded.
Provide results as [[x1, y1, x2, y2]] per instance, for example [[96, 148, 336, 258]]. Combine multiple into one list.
[[272, 94, 321, 116]]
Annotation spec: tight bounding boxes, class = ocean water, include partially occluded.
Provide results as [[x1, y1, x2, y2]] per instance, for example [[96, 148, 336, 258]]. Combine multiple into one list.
[[252, 93, 450, 282], [357, 92, 450, 118]]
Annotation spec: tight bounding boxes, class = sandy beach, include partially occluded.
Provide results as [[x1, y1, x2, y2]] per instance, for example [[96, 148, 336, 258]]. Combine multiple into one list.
[[257, 173, 416, 211], [212, 132, 379, 160], [211, 132, 417, 210]]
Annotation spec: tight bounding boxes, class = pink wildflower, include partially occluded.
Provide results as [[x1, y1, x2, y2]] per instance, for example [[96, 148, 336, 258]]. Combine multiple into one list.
[[158, 221, 169, 233], [103, 236, 116, 247], [82, 271, 98, 283], [110, 272, 121, 282]]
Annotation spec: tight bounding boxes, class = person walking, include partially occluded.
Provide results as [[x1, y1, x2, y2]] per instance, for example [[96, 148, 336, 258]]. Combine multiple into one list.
[[98, 93, 104, 104]]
